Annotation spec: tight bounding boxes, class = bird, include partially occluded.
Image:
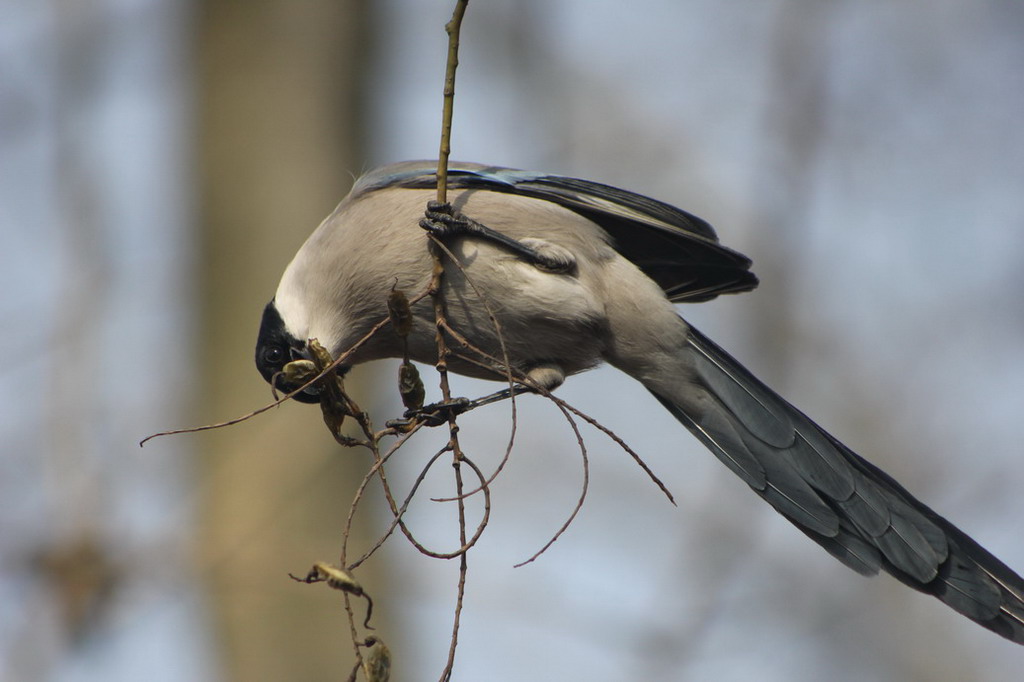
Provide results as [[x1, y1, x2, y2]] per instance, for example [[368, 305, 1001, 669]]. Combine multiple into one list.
[[255, 160, 1024, 644]]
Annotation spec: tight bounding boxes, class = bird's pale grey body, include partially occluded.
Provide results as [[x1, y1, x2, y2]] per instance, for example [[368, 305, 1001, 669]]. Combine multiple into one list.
[[257, 160, 1024, 644], [276, 182, 623, 382]]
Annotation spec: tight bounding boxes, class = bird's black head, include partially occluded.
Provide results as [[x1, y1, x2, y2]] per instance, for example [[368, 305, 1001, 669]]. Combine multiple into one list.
[[255, 300, 321, 404]]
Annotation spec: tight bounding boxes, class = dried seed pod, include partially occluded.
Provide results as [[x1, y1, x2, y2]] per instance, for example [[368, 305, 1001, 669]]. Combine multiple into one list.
[[306, 562, 363, 594], [387, 286, 413, 338], [307, 339, 336, 371], [289, 562, 375, 629], [320, 394, 348, 437], [362, 636, 392, 682], [304, 339, 356, 436], [398, 361, 425, 411]]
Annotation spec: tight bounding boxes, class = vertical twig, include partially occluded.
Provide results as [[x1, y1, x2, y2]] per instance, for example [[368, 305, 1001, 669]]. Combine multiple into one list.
[[429, 248, 469, 682], [436, 0, 468, 205], [433, 3, 470, 679]]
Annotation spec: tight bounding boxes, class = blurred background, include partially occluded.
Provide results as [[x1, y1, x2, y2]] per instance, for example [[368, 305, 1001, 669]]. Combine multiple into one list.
[[2, 0, 1023, 680]]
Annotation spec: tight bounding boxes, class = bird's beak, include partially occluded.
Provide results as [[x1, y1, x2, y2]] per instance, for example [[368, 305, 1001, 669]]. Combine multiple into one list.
[[276, 380, 322, 404], [274, 346, 323, 403]]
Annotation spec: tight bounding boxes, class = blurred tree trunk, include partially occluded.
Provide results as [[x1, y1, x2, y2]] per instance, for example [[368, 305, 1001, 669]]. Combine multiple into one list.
[[747, 2, 834, 379], [197, 1, 385, 680]]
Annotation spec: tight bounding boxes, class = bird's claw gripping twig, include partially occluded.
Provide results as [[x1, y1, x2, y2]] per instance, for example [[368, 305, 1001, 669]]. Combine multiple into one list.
[[388, 385, 532, 430], [399, 397, 473, 427], [419, 200, 573, 272]]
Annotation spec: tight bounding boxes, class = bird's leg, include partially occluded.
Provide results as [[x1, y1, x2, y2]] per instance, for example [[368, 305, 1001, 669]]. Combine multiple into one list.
[[391, 362, 564, 429], [406, 390, 514, 427], [419, 200, 574, 273], [395, 385, 532, 428], [395, 397, 472, 428]]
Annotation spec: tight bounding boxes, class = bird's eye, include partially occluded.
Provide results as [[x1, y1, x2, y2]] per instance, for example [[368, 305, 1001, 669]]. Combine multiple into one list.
[[262, 346, 286, 366]]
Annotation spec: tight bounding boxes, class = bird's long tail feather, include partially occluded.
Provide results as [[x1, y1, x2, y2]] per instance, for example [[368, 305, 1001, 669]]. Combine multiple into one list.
[[649, 323, 1024, 643]]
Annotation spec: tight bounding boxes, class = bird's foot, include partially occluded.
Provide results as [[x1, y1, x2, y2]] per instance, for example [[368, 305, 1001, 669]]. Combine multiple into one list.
[[398, 397, 473, 427], [419, 200, 574, 273], [387, 383, 541, 430]]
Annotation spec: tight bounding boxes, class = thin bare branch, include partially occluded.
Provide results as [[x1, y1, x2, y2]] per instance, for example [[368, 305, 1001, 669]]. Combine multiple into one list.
[[513, 397, 590, 567], [430, 7, 471, 670], [550, 395, 676, 506], [435, 0, 469, 205], [425, 322, 678, 506], [341, 425, 428, 569], [422, 238, 521, 500]]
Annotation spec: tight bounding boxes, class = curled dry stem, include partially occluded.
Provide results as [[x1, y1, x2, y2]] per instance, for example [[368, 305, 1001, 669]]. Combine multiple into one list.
[[422, 238, 521, 502], [341, 423, 426, 569]]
